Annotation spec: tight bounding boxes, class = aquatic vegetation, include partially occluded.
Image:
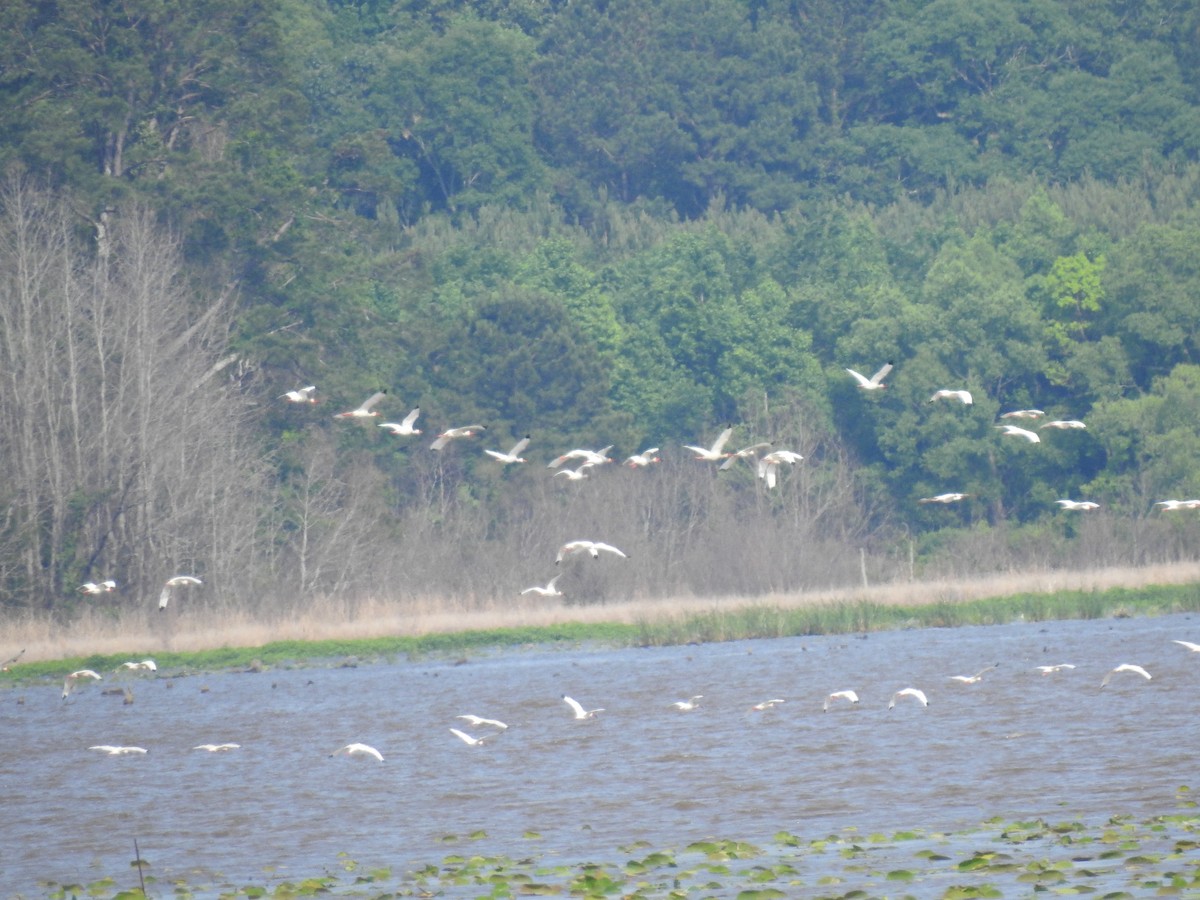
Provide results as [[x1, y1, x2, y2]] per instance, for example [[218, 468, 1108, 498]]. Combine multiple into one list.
[[31, 796, 1200, 899]]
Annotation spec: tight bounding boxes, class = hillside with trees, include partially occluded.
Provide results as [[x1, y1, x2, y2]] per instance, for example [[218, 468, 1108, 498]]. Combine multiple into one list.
[[2, 0, 1200, 618]]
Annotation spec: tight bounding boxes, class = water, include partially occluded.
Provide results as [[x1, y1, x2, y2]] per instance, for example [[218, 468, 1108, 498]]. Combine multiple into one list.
[[2, 611, 1198, 896]]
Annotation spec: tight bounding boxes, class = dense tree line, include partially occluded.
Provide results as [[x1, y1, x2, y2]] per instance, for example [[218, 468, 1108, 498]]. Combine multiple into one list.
[[1, 0, 1200, 614]]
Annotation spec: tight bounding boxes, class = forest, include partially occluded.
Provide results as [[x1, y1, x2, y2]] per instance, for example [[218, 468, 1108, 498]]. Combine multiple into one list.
[[2, 0, 1200, 617]]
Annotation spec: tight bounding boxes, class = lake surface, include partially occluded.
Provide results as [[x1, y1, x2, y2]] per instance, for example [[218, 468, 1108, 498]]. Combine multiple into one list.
[[2, 611, 1198, 897]]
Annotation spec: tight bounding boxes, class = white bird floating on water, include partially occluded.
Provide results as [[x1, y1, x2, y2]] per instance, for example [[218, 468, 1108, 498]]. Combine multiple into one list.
[[89, 745, 148, 756], [159, 575, 202, 610], [430, 424, 487, 451], [548, 446, 613, 468], [1035, 664, 1076, 675], [562, 695, 603, 719], [485, 435, 531, 464], [823, 690, 860, 711], [377, 408, 422, 435], [334, 390, 387, 419], [62, 669, 102, 699], [521, 575, 563, 597], [1101, 664, 1152, 687], [456, 714, 508, 730], [118, 660, 157, 672], [930, 389, 973, 404], [1056, 499, 1100, 511], [555, 540, 628, 565], [751, 698, 785, 711], [846, 362, 893, 391], [949, 663, 999, 684], [999, 409, 1045, 420], [996, 424, 1041, 443], [449, 727, 489, 746], [684, 426, 735, 462], [79, 580, 117, 594], [888, 688, 929, 709], [193, 743, 241, 752], [671, 695, 703, 710], [281, 385, 318, 404], [330, 743, 384, 761], [625, 448, 662, 468], [919, 493, 970, 504], [1172, 640, 1200, 653]]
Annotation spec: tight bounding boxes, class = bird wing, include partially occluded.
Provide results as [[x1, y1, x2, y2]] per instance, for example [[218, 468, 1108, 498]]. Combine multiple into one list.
[[870, 362, 894, 385], [591, 542, 627, 559], [158, 586, 171, 609], [562, 695, 586, 717], [509, 436, 531, 456], [402, 408, 420, 428], [845, 368, 871, 387], [709, 427, 734, 455], [357, 391, 387, 413]]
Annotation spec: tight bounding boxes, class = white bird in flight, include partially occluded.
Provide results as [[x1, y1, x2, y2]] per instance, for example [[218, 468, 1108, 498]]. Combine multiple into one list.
[[888, 688, 929, 709], [79, 580, 117, 594], [949, 663, 999, 684], [1101, 664, 1152, 687], [757, 450, 803, 489], [553, 463, 594, 482], [521, 575, 563, 597], [625, 448, 662, 467], [999, 409, 1045, 419], [846, 362, 893, 391], [281, 385, 318, 404], [449, 727, 489, 746], [1035, 664, 1076, 675], [193, 743, 241, 752], [996, 424, 1041, 443], [377, 408, 422, 435], [89, 745, 148, 756], [1041, 419, 1087, 430], [930, 389, 972, 404], [562, 695, 603, 719], [430, 424, 487, 451], [823, 690, 860, 711], [671, 695, 703, 710], [330, 743, 384, 761], [485, 435, 531, 464], [548, 446, 613, 468], [684, 426, 734, 461], [555, 540, 628, 565], [751, 698, 785, 711], [719, 442, 773, 470], [117, 660, 157, 672], [456, 714, 508, 730], [1056, 499, 1099, 511], [919, 493, 970, 504], [159, 575, 202, 610], [1155, 499, 1200, 511], [62, 669, 102, 699], [334, 390, 387, 419]]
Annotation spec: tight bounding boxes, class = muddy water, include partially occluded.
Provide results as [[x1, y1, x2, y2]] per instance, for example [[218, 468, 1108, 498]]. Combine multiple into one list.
[[2, 611, 1198, 896]]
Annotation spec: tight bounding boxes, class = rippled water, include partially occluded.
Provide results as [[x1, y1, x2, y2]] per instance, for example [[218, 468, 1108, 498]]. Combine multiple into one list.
[[2, 611, 1198, 896]]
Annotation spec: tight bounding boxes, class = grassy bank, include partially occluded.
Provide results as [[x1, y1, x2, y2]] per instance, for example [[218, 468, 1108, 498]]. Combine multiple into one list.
[[4, 577, 1199, 687]]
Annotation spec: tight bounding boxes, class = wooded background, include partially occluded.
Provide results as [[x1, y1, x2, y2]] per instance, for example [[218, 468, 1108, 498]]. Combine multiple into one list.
[[2, 0, 1200, 615]]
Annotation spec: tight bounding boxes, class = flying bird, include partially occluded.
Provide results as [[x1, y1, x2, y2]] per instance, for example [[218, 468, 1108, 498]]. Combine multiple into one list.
[[1056, 499, 1099, 511], [625, 448, 662, 468], [521, 575, 563, 597], [334, 390, 387, 419], [330, 743, 384, 761], [684, 426, 735, 461], [671, 695, 703, 710], [193, 743, 241, 752], [846, 362, 893, 391], [117, 660, 157, 672], [281, 385, 318, 404], [823, 690, 860, 711], [456, 715, 508, 730], [757, 450, 803, 489], [377, 408, 422, 435], [999, 409, 1045, 419], [996, 424, 1041, 443], [89, 745, 148, 756], [485, 435, 531, 464], [1035, 664, 1076, 675], [888, 688, 928, 709], [1155, 499, 1200, 511], [718, 442, 773, 470], [1041, 419, 1087, 430], [919, 493, 970, 504], [553, 463, 594, 482], [555, 540, 628, 565], [159, 575, 202, 610], [1101, 664, 1152, 687], [751, 699, 786, 711], [79, 580, 117, 594], [62, 669, 102, 699], [430, 424, 487, 451], [930, 389, 973, 404], [449, 727, 489, 746], [949, 663, 999, 684], [562, 695, 603, 719], [548, 446, 613, 468]]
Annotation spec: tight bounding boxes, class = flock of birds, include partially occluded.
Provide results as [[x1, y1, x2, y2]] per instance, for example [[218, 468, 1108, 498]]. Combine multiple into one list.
[[56, 638, 1200, 759]]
